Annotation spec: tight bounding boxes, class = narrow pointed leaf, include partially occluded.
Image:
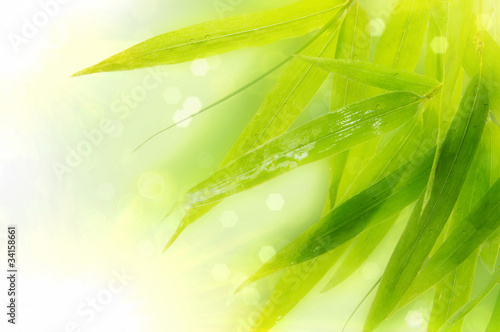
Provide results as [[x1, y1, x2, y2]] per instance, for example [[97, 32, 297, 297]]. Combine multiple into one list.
[[239, 149, 435, 286], [480, 123, 500, 272], [371, 0, 430, 71], [182, 91, 423, 210], [167, 92, 424, 248], [397, 178, 500, 311], [464, 17, 500, 116], [486, 290, 500, 332], [439, 267, 500, 331], [298, 57, 440, 95], [73, 0, 349, 75], [364, 74, 490, 332], [427, 130, 492, 331], [323, 105, 439, 291]]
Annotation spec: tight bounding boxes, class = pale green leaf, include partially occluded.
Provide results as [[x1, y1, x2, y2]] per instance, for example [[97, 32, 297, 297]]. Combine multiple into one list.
[[427, 119, 492, 332], [480, 123, 500, 273], [363, 74, 490, 331], [298, 57, 440, 95], [439, 267, 500, 331], [164, 91, 424, 249], [323, 104, 439, 291], [397, 179, 500, 319], [486, 290, 500, 332], [371, 0, 430, 71], [73, 0, 350, 76]]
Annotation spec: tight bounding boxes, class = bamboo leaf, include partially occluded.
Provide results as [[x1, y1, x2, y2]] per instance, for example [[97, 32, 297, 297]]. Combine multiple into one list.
[[164, 92, 424, 249], [397, 178, 500, 314], [182, 92, 423, 209], [363, 74, 490, 331], [323, 104, 439, 291], [439, 267, 500, 331], [479, 123, 500, 273], [371, 0, 430, 71], [426, 120, 492, 332], [486, 290, 500, 332], [464, 17, 500, 116], [73, 0, 350, 76], [298, 57, 440, 95], [238, 148, 435, 287]]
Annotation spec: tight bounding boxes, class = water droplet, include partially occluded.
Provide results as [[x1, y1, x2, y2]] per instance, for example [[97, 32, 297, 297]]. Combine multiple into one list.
[[190, 38, 195, 43], [204, 34, 210, 39], [376, 104, 383, 110], [394, 73, 400, 78]]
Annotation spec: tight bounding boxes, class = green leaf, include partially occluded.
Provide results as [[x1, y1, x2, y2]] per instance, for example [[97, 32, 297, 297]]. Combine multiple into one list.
[[486, 290, 500, 332], [464, 17, 500, 117], [72, 0, 350, 76], [426, 119, 492, 332], [427, 255, 478, 332], [479, 123, 500, 273], [363, 74, 490, 331], [323, 104, 439, 291], [238, 148, 435, 287], [371, 0, 430, 71], [164, 91, 424, 249], [396, 178, 500, 315], [298, 57, 440, 95], [183, 91, 422, 208], [439, 267, 500, 331]]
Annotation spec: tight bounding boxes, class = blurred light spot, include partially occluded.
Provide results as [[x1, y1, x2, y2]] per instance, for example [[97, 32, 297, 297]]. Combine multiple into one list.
[[172, 109, 191, 128], [258, 246, 276, 263], [211, 76, 234, 95], [362, 262, 380, 280], [430, 36, 449, 54], [208, 55, 222, 69], [211, 263, 230, 281], [136, 240, 155, 258], [183, 97, 202, 115], [266, 193, 285, 211], [190, 59, 210, 76], [241, 287, 260, 305], [96, 183, 115, 201], [108, 120, 124, 137], [405, 310, 425, 328], [42, 23, 67, 50], [137, 172, 165, 199], [196, 151, 214, 169], [220, 210, 239, 228], [163, 87, 182, 104], [369, 19, 385, 37], [230, 273, 248, 288], [479, 13, 494, 30]]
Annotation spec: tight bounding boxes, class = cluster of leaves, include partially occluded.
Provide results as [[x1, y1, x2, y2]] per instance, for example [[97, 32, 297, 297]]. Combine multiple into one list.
[[74, 0, 500, 331]]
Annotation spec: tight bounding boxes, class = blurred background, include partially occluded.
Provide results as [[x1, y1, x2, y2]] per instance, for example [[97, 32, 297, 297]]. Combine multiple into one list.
[[0, 0, 498, 331]]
